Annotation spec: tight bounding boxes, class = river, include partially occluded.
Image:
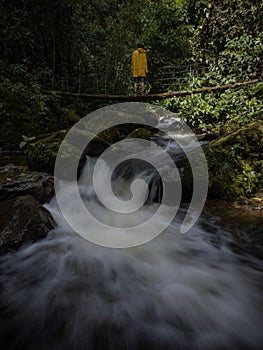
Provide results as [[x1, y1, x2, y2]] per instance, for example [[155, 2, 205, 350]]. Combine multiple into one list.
[[0, 146, 262, 349]]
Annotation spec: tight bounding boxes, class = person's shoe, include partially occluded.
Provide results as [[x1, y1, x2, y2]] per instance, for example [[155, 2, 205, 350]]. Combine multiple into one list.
[[141, 92, 145, 96], [133, 92, 137, 97]]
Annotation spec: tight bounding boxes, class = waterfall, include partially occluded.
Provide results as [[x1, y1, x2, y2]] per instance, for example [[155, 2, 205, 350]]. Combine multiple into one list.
[[0, 155, 262, 350]]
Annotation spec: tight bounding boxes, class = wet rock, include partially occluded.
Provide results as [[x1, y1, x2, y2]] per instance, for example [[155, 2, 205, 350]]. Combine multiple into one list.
[[232, 189, 263, 214], [204, 200, 263, 259], [0, 195, 56, 252], [0, 165, 54, 204]]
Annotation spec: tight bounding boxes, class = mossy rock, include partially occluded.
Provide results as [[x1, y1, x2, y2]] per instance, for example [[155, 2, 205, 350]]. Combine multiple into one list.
[[25, 130, 67, 174], [127, 128, 152, 140], [206, 120, 263, 200], [25, 124, 155, 174]]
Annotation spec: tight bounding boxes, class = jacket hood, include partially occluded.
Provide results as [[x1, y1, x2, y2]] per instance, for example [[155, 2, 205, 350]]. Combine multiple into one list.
[[138, 47, 146, 54]]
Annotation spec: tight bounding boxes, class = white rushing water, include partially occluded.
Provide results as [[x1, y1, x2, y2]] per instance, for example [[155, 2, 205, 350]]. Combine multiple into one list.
[[0, 156, 262, 350]]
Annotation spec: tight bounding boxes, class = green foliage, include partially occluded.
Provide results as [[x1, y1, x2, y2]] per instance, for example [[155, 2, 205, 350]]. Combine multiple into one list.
[[19, 135, 36, 150], [161, 85, 263, 134], [160, 15, 263, 134], [0, 65, 74, 143], [0, 0, 262, 204], [192, 0, 263, 62], [1, 0, 262, 146], [206, 121, 263, 199]]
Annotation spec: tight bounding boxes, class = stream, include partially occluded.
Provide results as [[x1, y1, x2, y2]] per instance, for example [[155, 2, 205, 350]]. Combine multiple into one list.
[[0, 144, 263, 349]]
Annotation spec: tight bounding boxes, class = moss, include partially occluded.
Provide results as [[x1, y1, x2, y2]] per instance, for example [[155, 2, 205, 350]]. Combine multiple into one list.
[[206, 121, 263, 200], [63, 108, 81, 123], [220, 120, 238, 136], [127, 128, 152, 140], [93, 126, 124, 146], [25, 130, 67, 174], [25, 120, 157, 175]]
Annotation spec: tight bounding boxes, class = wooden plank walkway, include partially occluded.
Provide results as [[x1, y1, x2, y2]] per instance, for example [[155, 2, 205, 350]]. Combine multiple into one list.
[[43, 79, 261, 101]]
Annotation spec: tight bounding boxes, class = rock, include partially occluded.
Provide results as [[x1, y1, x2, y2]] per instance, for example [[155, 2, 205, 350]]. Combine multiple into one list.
[[0, 165, 54, 204], [232, 189, 263, 214], [0, 195, 56, 252], [204, 200, 263, 259], [205, 120, 263, 200], [25, 130, 68, 174]]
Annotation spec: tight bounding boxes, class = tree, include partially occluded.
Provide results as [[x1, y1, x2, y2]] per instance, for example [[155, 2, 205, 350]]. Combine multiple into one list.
[[192, 0, 263, 63]]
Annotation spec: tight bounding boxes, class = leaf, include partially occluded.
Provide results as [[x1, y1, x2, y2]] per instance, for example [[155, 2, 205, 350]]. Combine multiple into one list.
[[19, 141, 26, 149]]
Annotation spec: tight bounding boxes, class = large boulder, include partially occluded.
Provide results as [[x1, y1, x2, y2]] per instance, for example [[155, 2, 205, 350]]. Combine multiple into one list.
[[0, 165, 54, 204], [0, 195, 56, 252], [205, 121, 263, 200]]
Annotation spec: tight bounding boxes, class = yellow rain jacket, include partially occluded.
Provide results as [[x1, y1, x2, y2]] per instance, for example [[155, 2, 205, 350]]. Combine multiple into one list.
[[131, 48, 148, 77]]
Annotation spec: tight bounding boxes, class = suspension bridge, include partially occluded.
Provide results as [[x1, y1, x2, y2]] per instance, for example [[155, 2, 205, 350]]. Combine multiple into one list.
[[43, 60, 262, 101], [43, 79, 261, 101]]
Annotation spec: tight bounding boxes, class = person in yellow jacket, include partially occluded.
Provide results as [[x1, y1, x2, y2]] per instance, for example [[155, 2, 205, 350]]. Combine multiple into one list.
[[131, 43, 148, 96]]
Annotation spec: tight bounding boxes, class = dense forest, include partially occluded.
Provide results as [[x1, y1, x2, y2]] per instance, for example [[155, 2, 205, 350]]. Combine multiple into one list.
[[1, 3, 263, 348], [0, 0, 262, 143]]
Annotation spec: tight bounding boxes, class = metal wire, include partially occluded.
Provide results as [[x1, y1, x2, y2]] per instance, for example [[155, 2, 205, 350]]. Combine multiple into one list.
[[46, 56, 263, 95]]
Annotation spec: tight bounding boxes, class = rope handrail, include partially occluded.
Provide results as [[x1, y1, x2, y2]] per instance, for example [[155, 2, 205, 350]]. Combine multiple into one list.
[[44, 57, 262, 95], [43, 79, 261, 101], [47, 55, 263, 81]]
